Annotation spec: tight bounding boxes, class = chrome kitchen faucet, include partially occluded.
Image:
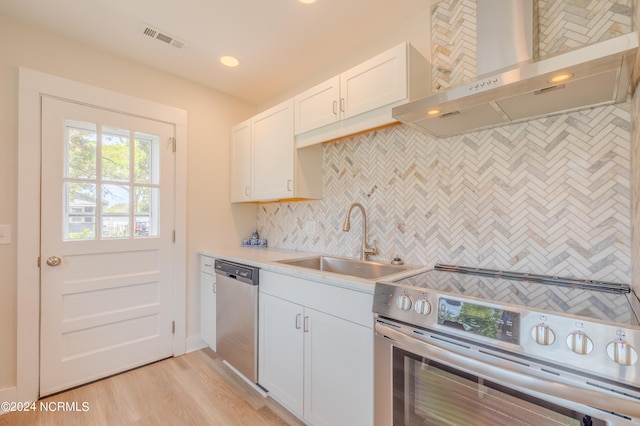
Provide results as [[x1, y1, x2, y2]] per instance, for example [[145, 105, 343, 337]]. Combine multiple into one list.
[[342, 202, 376, 261]]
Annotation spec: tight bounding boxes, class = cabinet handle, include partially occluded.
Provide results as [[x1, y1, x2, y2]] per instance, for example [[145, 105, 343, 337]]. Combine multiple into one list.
[[245, 186, 250, 196], [287, 180, 293, 192], [340, 98, 345, 112], [303, 316, 309, 332], [332, 100, 338, 115], [204, 263, 212, 267], [295, 313, 302, 330], [213, 283, 216, 293]]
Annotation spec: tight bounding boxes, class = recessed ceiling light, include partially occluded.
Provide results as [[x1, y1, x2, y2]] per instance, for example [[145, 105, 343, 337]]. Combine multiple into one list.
[[299, 0, 317, 3], [220, 56, 240, 67]]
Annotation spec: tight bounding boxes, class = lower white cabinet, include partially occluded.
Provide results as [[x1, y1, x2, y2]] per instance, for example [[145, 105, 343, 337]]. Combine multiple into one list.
[[259, 271, 373, 426], [200, 255, 216, 350], [259, 293, 305, 416]]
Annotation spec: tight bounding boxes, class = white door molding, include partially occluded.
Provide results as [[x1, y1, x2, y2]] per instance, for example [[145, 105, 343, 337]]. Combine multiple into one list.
[[17, 67, 187, 402]]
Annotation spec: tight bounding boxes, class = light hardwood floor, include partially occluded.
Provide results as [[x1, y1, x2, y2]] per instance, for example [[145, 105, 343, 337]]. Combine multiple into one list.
[[0, 348, 305, 426]]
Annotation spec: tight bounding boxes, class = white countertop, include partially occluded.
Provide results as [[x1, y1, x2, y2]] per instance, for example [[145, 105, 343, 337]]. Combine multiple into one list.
[[198, 247, 429, 294]]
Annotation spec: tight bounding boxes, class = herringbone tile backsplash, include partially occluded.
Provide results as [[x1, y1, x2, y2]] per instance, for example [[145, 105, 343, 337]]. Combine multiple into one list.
[[257, 103, 632, 283]]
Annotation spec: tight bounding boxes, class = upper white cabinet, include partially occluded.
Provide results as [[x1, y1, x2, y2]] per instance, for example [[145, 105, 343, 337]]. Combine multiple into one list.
[[231, 99, 322, 203], [295, 42, 428, 147], [295, 76, 341, 135], [230, 120, 251, 202], [252, 99, 296, 201]]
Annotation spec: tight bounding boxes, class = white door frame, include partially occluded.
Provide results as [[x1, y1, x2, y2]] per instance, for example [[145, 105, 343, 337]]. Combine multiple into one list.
[[16, 67, 187, 402]]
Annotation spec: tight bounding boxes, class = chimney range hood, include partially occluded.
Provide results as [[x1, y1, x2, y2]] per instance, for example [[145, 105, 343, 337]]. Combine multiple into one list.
[[393, 1, 638, 138]]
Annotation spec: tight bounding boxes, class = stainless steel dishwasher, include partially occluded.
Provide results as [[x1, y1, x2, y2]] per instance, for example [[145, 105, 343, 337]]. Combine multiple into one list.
[[215, 259, 260, 382]]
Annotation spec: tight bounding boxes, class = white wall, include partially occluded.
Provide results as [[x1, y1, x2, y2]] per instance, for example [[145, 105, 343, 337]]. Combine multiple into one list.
[[0, 13, 257, 390]]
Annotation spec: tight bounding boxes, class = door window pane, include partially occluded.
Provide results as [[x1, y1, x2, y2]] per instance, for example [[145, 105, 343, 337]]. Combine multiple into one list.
[[134, 187, 159, 237], [102, 184, 130, 239], [134, 132, 159, 184], [64, 182, 96, 240], [65, 120, 97, 179], [102, 126, 130, 182]]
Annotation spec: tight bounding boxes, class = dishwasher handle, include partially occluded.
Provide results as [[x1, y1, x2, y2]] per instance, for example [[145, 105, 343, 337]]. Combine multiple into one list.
[[214, 259, 259, 285]]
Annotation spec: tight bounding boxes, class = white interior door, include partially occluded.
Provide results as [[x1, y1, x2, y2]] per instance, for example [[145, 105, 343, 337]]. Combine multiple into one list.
[[40, 96, 176, 396]]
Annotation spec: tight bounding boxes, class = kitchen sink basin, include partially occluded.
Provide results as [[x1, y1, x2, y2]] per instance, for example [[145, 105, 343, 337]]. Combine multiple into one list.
[[277, 255, 412, 280]]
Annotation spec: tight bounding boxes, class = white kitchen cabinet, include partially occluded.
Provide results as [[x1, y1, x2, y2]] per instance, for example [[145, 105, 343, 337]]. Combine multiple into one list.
[[295, 76, 341, 135], [199, 255, 216, 350], [230, 120, 251, 202], [259, 293, 305, 417], [251, 99, 296, 201], [259, 271, 373, 426], [303, 307, 372, 426], [231, 99, 322, 203], [295, 42, 428, 148]]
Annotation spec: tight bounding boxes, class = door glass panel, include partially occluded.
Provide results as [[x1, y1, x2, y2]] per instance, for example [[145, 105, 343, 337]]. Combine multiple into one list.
[[102, 126, 130, 182], [134, 132, 159, 184], [64, 182, 96, 240], [65, 120, 97, 179], [134, 187, 158, 237], [62, 120, 162, 241], [102, 184, 130, 239]]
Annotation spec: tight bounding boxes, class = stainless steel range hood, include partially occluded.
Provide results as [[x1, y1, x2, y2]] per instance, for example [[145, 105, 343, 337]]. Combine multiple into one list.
[[393, 1, 638, 138]]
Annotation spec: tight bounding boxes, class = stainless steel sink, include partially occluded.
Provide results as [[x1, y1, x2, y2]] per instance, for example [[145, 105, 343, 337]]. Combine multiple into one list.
[[277, 255, 412, 280]]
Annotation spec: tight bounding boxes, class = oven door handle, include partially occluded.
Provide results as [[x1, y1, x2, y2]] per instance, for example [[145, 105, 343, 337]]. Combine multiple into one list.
[[375, 322, 640, 419]]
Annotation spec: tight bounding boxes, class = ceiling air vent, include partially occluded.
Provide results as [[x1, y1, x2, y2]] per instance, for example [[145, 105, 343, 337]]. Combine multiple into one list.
[[139, 23, 189, 49]]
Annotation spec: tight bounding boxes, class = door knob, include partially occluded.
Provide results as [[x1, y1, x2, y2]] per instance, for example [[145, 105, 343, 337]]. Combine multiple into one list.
[[46, 256, 62, 267]]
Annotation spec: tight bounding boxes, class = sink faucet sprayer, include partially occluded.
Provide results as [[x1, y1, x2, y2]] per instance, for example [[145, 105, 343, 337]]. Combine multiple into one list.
[[342, 202, 377, 261]]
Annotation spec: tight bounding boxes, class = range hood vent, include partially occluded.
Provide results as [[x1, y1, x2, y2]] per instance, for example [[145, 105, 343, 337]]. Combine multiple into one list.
[[393, 3, 638, 138]]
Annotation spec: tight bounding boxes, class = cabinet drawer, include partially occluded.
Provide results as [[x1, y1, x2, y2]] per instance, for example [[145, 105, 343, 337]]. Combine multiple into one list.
[[200, 255, 215, 275], [260, 270, 373, 328]]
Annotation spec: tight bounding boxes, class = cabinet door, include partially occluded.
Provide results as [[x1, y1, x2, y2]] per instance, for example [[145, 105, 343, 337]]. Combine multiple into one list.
[[304, 308, 373, 426], [340, 43, 407, 120], [251, 99, 295, 201], [230, 120, 252, 202], [199, 271, 216, 349], [294, 76, 340, 135], [199, 255, 216, 350], [259, 293, 304, 417]]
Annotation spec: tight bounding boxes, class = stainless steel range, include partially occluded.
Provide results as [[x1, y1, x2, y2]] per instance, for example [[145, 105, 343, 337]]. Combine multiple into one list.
[[373, 264, 640, 425]]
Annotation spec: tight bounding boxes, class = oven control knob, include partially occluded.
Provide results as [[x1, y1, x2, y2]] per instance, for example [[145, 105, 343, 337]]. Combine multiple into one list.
[[531, 324, 555, 346], [396, 295, 412, 311], [566, 331, 594, 355], [606, 340, 638, 366], [414, 299, 431, 315]]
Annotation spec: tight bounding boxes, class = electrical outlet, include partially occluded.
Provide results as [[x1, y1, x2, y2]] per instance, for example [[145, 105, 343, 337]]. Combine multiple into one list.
[[0, 225, 11, 244], [304, 220, 316, 235]]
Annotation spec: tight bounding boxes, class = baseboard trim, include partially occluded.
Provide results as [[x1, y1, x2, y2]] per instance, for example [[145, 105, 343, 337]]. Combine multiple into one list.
[[0, 386, 18, 415], [185, 335, 208, 353]]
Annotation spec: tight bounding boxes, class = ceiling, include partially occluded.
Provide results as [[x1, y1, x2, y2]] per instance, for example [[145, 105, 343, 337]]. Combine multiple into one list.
[[0, 0, 430, 105]]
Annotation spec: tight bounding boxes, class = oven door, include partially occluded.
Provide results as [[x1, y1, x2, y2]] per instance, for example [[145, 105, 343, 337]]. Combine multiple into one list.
[[375, 322, 640, 425]]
